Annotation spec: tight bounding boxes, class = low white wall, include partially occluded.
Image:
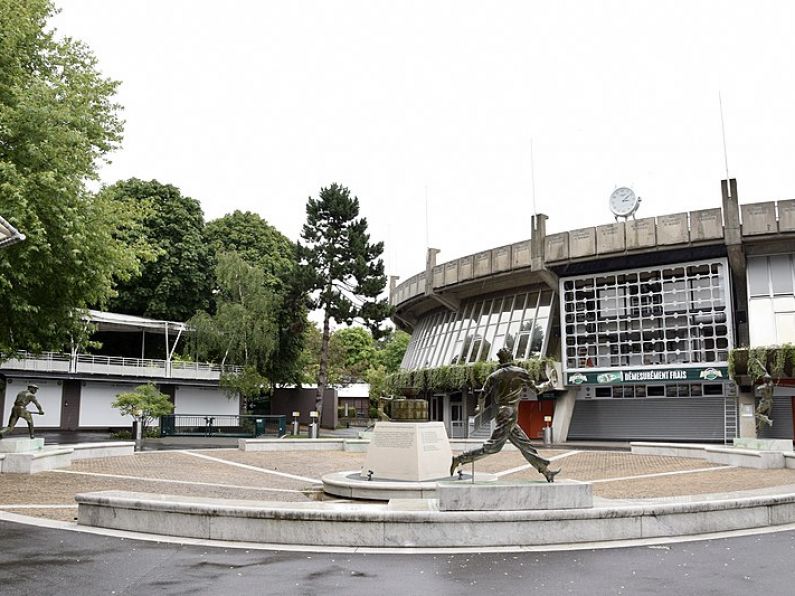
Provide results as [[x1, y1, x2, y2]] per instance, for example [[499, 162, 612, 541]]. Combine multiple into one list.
[[79, 381, 139, 427], [174, 385, 238, 415], [3, 378, 62, 428]]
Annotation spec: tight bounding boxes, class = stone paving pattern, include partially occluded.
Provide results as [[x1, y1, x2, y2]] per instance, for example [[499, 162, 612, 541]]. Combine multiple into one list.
[[4, 447, 795, 522]]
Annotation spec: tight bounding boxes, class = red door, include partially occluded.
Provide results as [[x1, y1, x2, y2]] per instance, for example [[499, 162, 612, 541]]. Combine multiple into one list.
[[518, 400, 555, 439]]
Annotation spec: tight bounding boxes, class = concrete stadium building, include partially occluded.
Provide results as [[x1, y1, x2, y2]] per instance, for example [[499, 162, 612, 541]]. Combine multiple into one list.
[[390, 179, 795, 444]]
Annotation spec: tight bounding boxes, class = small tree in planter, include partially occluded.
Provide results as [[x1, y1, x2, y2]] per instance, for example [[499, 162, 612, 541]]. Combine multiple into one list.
[[112, 383, 174, 439]]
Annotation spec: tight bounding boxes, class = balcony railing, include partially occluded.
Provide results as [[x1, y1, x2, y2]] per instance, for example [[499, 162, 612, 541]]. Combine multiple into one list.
[[1, 351, 240, 381], [160, 414, 287, 438]]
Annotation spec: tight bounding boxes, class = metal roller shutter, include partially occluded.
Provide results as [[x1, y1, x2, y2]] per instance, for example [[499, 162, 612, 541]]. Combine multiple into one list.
[[758, 396, 794, 440], [568, 397, 728, 442]]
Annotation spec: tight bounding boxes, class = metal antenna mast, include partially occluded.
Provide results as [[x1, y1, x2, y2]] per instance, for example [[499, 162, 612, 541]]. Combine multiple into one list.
[[530, 139, 538, 215], [719, 92, 731, 188]]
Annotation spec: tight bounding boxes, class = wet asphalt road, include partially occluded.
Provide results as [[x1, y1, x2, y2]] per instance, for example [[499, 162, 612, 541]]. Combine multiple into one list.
[[2, 520, 795, 595]]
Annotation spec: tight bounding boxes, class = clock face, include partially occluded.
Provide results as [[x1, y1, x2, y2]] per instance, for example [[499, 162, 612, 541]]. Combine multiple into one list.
[[609, 187, 638, 217]]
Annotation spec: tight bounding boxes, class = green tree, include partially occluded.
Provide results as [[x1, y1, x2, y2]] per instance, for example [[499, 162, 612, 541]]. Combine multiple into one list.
[[205, 211, 308, 386], [331, 326, 376, 383], [376, 329, 410, 373], [112, 383, 174, 435], [188, 252, 278, 403], [102, 178, 212, 322], [0, 0, 150, 355], [299, 184, 392, 419]]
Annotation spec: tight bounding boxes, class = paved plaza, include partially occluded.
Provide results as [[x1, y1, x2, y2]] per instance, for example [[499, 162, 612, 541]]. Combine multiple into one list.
[[4, 446, 795, 526]]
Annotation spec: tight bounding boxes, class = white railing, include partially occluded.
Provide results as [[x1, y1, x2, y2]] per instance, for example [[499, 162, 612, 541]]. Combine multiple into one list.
[[1, 351, 240, 381]]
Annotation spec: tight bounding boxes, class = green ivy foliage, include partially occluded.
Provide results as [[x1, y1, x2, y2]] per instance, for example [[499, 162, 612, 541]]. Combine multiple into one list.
[[729, 345, 795, 381], [382, 357, 553, 397]]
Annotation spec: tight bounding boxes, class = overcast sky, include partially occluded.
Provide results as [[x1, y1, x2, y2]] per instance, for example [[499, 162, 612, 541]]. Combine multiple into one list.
[[53, 1, 795, 283]]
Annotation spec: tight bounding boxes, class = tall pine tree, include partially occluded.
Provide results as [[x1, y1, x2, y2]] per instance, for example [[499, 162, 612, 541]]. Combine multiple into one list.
[[299, 184, 392, 422]]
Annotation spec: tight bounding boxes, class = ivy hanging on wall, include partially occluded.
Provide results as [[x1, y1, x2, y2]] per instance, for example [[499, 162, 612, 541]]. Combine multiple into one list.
[[382, 357, 553, 397]]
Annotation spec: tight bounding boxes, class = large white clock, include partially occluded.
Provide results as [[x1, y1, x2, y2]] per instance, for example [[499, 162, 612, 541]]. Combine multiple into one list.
[[609, 187, 641, 219]]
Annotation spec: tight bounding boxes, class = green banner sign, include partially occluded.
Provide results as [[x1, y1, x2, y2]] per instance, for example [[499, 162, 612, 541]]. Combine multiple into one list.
[[566, 366, 728, 386]]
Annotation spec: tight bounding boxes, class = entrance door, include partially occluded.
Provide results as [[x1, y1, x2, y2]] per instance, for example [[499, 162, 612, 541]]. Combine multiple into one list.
[[429, 395, 443, 422], [449, 395, 466, 438], [518, 399, 555, 440], [60, 380, 81, 430]]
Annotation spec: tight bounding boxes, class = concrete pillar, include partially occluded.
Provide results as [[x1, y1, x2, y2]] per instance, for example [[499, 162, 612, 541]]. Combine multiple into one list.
[[551, 389, 577, 443], [721, 178, 749, 346], [389, 275, 399, 304], [738, 389, 757, 438], [530, 213, 548, 270]]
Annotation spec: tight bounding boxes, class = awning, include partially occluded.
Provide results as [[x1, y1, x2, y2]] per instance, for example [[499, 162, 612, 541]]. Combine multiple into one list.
[[86, 310, 188, 334]]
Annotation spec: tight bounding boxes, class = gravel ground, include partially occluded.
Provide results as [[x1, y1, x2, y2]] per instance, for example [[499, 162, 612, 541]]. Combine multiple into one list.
[[5, 447, 795, 522]]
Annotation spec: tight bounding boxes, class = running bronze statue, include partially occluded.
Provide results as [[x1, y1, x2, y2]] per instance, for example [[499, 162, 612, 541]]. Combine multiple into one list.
[[0, 384, 45, 439], [450, 348, 560, 482]]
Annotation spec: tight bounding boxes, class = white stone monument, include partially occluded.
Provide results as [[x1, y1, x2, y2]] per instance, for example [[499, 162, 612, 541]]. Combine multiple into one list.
[[362, 421, 453, 481]]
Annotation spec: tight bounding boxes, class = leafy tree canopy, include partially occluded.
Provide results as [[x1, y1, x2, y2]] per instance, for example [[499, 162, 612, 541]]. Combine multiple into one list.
[[112, 383, 174, 433], [205, 210, 294, 289], [102, 178, 212, 322], [299, 183, 392, 417], [0, 0, 150, 354], [205, 210, 308, 387], [188, 252, 278, 400]]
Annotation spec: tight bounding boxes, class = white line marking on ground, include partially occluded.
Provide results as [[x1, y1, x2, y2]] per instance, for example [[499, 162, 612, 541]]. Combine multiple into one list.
[[495, 450, 582, 478], [178, 450, 320, 483], [589, 465, 737, 484], [50, 469, 309, 494], [0, 504, 77, 509]]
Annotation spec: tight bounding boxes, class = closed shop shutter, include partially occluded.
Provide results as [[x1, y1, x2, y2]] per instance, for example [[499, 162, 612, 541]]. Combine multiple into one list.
[[568, 397, 727, 441], [758, 396, 794, 440]]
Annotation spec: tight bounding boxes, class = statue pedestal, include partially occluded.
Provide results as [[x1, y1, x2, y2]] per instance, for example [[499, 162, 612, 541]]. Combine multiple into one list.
[[0, 437, 44, 453], [362, 421, 453, 481], [733, 438, 793, 452], [437, 479, 593, 511]]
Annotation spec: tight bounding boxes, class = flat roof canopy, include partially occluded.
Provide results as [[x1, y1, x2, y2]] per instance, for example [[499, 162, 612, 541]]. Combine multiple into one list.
[[86, 310, 187, 334], [0, 215, 25, 249]]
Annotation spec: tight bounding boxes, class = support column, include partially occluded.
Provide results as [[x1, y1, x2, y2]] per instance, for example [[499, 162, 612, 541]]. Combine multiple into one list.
[[722, 178, 749, 347], [738, 389, 757, 438], [551, 388, 577, 443]]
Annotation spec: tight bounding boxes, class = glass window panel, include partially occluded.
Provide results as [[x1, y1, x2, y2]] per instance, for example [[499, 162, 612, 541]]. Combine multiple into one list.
[[747, 258, 770, 297], [770, 255, 794, 295]]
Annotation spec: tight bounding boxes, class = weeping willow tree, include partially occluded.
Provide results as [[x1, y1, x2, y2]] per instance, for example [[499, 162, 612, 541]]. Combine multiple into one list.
[[188, 252, 278, 403]]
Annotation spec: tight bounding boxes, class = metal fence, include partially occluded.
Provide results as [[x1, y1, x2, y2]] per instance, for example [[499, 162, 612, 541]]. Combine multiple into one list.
[[160, 414, 287, 438]]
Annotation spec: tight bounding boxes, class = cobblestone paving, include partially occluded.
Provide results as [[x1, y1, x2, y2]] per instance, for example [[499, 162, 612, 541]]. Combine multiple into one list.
[[5, 448, 795, 522]]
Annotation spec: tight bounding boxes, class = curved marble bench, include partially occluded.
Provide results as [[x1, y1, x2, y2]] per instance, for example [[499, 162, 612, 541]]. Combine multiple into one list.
[[76, 490, 795, 548]]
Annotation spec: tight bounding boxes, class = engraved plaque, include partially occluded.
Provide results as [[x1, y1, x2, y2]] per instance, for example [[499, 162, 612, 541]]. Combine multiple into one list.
[[474, 251, 492, 277], [362, 421, 453, 481], [459, 256, 474, 280], [656, 213, 689, 245], [625, 217, 656, 249], [444, 261, 459, 285], [690, 208, 723, 241], [511, 240, 531, 268], [778, 200, 795, 232], [569, 228, 597, 258], [492, 245, 511, 272], [545, 233, 569, 261], [596, 222, 625, 254], [742, 202, 777, 235]]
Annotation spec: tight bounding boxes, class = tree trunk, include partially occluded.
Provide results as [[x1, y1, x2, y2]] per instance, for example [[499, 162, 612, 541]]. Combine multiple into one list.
[[315, 308, 332, 427]]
